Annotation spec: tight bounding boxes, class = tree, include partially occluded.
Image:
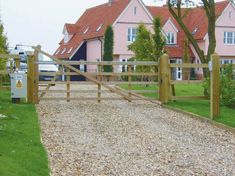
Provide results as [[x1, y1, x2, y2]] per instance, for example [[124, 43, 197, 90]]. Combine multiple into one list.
[[128, 19, 165, 83], [0, 19, 8, 70], [167, 0, 217, 95], [167, 0, 216, 79], [152, 17, 166, 62], [103, 25, 114, 73], [182, 39, 190, 80]]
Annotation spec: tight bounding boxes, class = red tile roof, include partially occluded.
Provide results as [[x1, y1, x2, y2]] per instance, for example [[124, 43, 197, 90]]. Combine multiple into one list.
[[148, 6, 195, 58], [148, 0, 229, 58], [54, 0, 230, 59], [54, 0, 130, 59], [64, 23, 79, 34]]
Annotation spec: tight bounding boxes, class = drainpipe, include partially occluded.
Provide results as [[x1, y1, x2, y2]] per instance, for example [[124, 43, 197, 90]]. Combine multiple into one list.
[[98, 38, 103, 61]]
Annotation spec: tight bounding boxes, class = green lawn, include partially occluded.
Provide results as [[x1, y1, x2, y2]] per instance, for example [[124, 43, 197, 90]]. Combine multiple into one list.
[[121, 84, 235, 128], [0, 91, 49, 176]]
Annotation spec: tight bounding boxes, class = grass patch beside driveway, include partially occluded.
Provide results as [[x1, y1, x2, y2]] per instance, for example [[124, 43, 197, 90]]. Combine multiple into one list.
[[121, 83, 235, 128], [0, 91, 49, 176]]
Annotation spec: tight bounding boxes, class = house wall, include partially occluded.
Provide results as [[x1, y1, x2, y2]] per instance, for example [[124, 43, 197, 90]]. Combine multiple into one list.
[[113, 0, 153, 59], [86, 39, 102, 72], [192, 3, 235, 79], [70, 42, 87, 81]]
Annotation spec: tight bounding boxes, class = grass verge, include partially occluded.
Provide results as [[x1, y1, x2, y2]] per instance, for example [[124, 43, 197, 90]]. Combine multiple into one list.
[[0, 90, 49, 176], [121, 84, 235, 128]]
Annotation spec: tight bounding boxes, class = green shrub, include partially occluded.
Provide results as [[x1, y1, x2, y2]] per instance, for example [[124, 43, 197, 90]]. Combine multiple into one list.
[[203, 64, 235, 108]]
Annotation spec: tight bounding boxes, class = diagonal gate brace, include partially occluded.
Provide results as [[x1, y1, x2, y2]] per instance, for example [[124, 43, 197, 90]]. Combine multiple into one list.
[[33, 46, 132, 102]]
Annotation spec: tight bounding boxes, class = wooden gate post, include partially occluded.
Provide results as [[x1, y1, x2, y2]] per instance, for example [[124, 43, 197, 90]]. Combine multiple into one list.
[[128, 65, 132, 102], [33, 45, 40, 104], [97, 64, 101, 102], [66, 68, 70, 102], [210, 53, 220, 119], [27, 54, 35, 103], [159, 54, 170, 104]]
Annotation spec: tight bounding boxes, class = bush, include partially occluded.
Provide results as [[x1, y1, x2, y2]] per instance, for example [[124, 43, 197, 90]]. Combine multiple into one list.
[[220, 65, 235, 108], [203, 64, 235, 108]]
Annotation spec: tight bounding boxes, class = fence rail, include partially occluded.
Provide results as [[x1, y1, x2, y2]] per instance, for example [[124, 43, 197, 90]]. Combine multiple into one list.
[[0, 47, 230, 119]]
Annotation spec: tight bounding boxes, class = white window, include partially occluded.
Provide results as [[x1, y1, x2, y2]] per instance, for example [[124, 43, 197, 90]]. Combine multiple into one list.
[[61, 48, 66, 55], [127, 28, 137, 42], [64, 33, 70, 44], [170, 58, 182, 80], [79, 60, 85, 72], [67, 47, 73, 54], [96, 24, 103, 32], [166, 32, 176, 45], [221, 59, 234, 65], [83, 27, 89, 34], [224, 32, 235, 44], [134, 6, 137, 15], [55, 49, 60, 55]]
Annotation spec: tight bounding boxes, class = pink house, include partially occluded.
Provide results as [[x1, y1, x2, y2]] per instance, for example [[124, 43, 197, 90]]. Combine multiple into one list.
[[54, 0, 235, 80]]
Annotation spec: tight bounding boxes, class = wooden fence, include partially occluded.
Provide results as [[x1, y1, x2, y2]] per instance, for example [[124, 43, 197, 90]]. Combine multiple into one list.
[[6, 46, 158, 104], [1, 47, 234, 119]]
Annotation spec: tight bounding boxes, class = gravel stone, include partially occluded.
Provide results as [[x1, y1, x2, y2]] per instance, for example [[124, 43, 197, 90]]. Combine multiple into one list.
[[37, 85, 235, 176]]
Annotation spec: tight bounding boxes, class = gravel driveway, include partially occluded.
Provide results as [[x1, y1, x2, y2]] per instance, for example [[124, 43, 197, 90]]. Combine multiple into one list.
[[37, 85, 235, 176]]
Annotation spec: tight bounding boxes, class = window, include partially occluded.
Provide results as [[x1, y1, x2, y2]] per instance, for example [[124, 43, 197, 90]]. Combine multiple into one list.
[[121, 59, 128, 72], [67, 47, 73, 54], [64, 33, 70, 44], [61, 48, 66, 55], [224, 32, 235, 44], [96, 24, 103, 32], [55, 49, 60, 55], [127, 28, 137, 42], [134, 6, 137, 15], [229, 11, 232, 19], [196, 59, 200, 71], [221, 59, 234, 65], [166, 32, 176, 45], [83, 27, 89, 34], [170, 58, 182, 80]]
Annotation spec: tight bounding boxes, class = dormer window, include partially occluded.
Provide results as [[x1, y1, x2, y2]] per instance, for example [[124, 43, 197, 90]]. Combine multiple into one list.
[[55, 49, 61, 55], [67, 47, 73, 54], [96, 24, 103, 32], [61, 48, 66, 55], [64, 33, 70, 44], [166, 32, 176, 45], [83, 27, 89, 34], [192, 28, 198, 35]]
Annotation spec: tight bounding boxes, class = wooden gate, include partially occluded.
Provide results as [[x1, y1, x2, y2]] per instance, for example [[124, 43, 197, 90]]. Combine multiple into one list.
[[28, 46, 159, 103]]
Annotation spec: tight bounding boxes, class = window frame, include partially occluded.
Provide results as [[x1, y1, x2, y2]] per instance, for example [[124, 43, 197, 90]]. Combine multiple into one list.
[[166, 32, 176, 45], [224, 31, 235, 45], [127, 27, 137, 42]]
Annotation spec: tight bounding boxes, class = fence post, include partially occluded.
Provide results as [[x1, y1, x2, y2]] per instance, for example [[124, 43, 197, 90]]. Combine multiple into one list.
[[27, 54, 35, 103], [97, 64, 101, 103], [210, 53, 220, 119], [33, 45, 40, 104], [159, 54, 170, 104], [15, 57, 20, 70], [128, 65, 132, 102], [66, 68, 70, 102]]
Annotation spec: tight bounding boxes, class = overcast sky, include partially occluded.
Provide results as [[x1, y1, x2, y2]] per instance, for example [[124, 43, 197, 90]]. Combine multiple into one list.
[[0, 0, 166, 54]]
